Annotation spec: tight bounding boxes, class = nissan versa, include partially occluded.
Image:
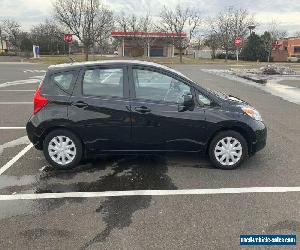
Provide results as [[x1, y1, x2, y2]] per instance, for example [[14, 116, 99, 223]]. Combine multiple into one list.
[[26, 60, 267, 170]]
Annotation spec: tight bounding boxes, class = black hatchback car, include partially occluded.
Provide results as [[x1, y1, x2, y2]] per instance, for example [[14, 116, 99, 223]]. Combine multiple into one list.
[[26, 60, 267, 170]]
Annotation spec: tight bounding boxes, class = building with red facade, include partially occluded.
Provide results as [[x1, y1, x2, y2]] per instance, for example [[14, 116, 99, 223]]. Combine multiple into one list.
[[272, 37, 300, 62]]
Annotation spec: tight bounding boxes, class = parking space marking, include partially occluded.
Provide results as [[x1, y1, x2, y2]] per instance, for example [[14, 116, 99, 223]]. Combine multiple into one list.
[[0, 143, 33, 176], [0, 90, 35, 92], [0, 102, 32, 104], [0, 127, 26, 130], [0, 76, 43, 88], [24, 70, 46, 73], [0, 186, 299, 201]]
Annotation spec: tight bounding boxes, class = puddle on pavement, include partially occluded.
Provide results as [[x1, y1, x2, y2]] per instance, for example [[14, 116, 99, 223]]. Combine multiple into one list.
[[0, 175, 36, 192], [35, 155, 177, 193], [80, 195, 152, 249], [0, 153, 209, 195], [1, 155, 180, 246], [75, 156, 177, 249], [0, 154, 212, 245]]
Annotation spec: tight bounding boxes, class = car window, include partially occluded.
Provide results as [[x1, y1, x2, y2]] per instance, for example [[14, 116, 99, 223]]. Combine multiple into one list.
[[83, 68, 123, 97], [53, 72, 74, 92], [133, 68, 191, 103]]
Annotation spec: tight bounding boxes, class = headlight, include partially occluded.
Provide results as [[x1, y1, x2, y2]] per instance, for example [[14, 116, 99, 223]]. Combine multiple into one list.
[[241, 106, 262, 121]]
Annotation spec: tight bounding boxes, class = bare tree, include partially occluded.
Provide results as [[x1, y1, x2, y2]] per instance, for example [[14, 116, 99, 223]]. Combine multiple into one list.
[[115, 13, 131, 32], [53, 0, 113, 60], [93, 6, 114, 55], [2, 19, 22, 50], [31, 19, 66, 54], [267, 20, 288, 40], [187, 10, 202, 40], [114, 13, 141, 56], [138, 14, 159, 57], [115, 13, 157, 57], [212, 7, 254, 61], [115, 13, 141, 42], [261, 20, 288, 62], [204, 32, 220, 60], [160, 5, 201, 63], [261, 31, 273, 62], [0, 23, 4, 52], [294, 31, 300, 37]]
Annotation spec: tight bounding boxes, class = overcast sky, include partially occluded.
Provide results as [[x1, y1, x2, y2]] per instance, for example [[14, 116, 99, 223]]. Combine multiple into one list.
[[0, 0, 299, 35]]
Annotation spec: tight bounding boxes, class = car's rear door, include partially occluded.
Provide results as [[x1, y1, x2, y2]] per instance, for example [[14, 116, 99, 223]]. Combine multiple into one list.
[[68, 64, 132, 153], [128, 65, 207, 152]]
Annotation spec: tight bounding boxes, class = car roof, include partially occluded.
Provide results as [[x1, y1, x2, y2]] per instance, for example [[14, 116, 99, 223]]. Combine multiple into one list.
[[48, 60, 188, 79]]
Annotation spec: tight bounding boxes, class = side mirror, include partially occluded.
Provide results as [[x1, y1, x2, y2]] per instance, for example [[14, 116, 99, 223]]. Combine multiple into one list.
[[178, 94, 195, 112]]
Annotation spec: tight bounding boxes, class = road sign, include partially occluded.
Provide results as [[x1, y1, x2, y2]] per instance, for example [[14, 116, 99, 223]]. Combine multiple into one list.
[[235, 37, 242, 46], [64, 34, 73, 43]]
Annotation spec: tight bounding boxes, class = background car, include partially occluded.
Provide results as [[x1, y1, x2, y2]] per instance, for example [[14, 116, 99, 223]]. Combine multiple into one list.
[[287, 55, 300, 62]]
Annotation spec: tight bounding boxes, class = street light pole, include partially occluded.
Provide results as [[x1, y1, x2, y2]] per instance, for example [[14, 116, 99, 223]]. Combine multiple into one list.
[[248, 25, 256, 35]]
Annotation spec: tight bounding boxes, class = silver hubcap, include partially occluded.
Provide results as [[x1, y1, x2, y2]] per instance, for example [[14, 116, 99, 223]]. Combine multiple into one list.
[[214, 137, 242, 166], [48, 136, 76, 166]]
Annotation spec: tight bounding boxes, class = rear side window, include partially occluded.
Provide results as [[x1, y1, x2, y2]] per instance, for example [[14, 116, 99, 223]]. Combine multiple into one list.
[[53, 73, 74, 91], [83, 68, 123, 97], [42, 71, 77, 95]]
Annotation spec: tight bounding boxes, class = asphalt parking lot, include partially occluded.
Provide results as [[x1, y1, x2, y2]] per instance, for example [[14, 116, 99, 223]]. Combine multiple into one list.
[[0, 62, 299, 249]]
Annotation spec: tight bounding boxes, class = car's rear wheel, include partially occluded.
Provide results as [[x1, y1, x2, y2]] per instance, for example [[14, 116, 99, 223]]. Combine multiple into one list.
[[43, 129, 82, 169], [209, 130, 248, 170]]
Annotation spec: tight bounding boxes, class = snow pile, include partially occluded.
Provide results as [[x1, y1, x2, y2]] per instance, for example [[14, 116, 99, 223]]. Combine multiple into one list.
[[260, 65, 296, 75], [229, 65, 297, 84]]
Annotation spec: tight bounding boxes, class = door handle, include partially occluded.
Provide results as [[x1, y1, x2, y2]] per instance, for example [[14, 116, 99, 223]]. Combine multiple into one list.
[[72, 101, 88, 108], [135, 106, 151, 114]]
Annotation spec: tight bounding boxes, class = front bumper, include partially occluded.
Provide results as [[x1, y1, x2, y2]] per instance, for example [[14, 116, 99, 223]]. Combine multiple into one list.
[[250, 121, 267, 155]]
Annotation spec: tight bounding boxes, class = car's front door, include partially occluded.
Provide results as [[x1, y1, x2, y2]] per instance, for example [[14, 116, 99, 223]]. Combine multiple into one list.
[[129, 66, 207, 152], [68, 65, 132, 153]]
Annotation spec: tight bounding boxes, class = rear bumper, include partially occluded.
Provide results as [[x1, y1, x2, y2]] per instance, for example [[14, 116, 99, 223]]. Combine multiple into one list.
[[26, 118, 43, 150]]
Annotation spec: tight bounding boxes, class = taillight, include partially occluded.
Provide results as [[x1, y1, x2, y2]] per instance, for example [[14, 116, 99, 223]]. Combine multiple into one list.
[[33, 85, 48, 114]]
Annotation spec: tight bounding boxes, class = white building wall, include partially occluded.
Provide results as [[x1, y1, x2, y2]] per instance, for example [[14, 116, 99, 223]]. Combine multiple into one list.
[[0, 39, 8, 52]]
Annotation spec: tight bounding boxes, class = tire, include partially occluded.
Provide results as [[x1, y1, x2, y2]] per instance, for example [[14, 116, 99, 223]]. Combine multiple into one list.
[[209, 130, 248, 170], [43, 129, 83, 169]]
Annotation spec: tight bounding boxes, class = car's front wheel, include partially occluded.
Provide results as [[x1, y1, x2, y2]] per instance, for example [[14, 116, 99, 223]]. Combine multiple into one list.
[[209, 130, 248, 170], [43, 129, 83, 169]]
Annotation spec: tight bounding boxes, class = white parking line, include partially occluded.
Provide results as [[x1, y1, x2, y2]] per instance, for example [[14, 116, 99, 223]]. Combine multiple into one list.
[[0, 127, 26, 130], [0, 76, 43, 88], [0, 102, 32, 104], [24, 70, 46, 73], [0, 186, 299, 201], [0, 90, 35, 92], [0, 143, 33, 176]]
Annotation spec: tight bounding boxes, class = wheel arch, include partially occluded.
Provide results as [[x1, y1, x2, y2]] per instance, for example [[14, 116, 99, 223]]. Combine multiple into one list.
[[39, 126, 85, 154], [206, 125, 253, 155]]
